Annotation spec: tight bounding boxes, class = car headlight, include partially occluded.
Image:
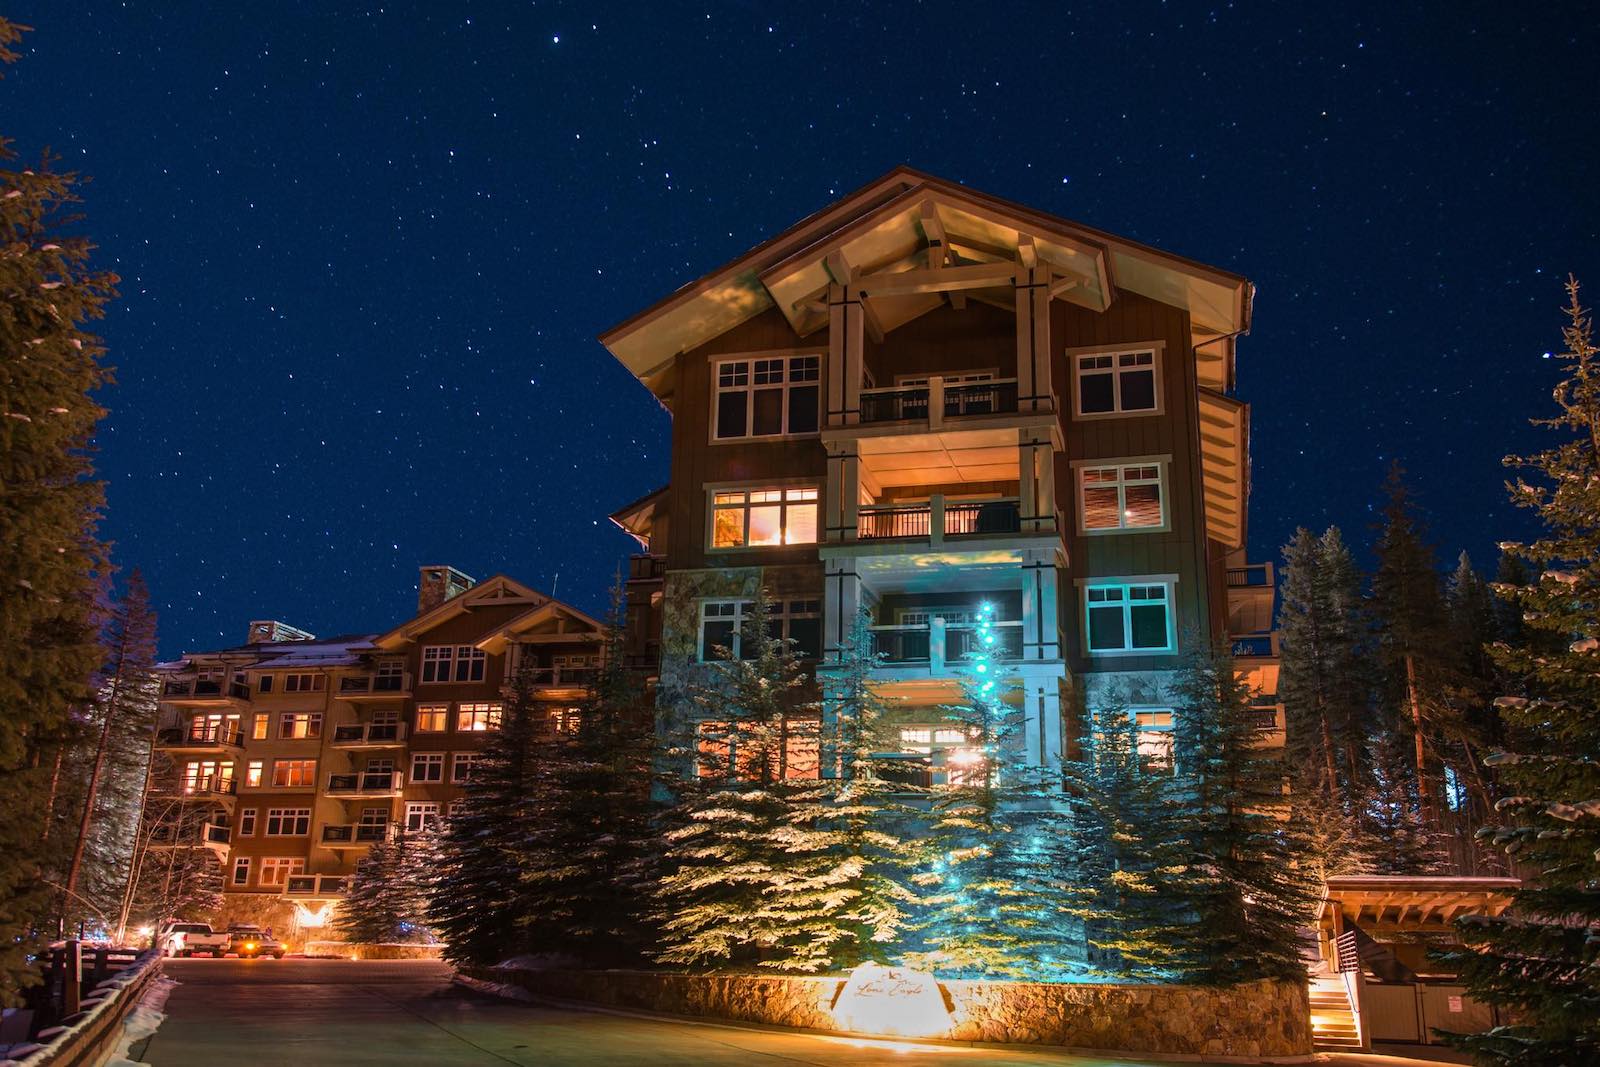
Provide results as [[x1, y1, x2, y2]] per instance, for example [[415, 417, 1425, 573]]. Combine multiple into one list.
[[245, 942, 257, 951]]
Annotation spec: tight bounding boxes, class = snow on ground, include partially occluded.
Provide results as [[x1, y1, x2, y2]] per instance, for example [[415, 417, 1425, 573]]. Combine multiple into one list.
[[102, 975, 178, 1067], [453, 973, 538, 1002]]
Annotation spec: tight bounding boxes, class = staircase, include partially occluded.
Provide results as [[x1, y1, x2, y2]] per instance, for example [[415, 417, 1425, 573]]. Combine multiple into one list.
[[1309, 977, 1362, 1051]]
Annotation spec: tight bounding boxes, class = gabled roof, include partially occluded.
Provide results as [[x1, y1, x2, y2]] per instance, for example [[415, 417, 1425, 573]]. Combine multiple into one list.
[[476, 600, 607, 655], [600, 167, 1252, 397], [372, 574, 550, 650], [610, 484, 668, 547]]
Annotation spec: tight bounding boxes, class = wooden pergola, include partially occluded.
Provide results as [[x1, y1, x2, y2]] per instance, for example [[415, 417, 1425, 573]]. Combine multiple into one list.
[[1316, 875, 1519, 968]]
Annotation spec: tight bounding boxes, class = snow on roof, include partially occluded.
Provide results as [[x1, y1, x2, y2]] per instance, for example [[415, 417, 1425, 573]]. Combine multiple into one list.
[[162, 634, 380, 671]]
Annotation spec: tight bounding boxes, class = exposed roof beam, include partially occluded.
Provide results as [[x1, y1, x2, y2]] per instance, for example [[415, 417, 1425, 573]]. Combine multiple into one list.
[[857, 261, 1017, 298], [826, 249, 854, 285], [1049, 276, 1082, 300], [920, 201, 948, 269], [859, 296, 887, 343], [1017, 233, 1037, 269]]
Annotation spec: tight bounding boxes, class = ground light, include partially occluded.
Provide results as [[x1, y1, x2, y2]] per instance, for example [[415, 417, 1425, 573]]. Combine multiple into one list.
[[830, 963, 953, 1038]]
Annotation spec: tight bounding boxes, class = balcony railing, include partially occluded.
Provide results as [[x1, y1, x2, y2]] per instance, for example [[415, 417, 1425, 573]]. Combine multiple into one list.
[[869, 619, 1024, 669], [203, 822, 232, 846], [1226, 564, 1273, 588], [330, 722, 407, 746], [337, 672, 411, 696], [284, 874, 349, 898], [628, 554, 667, 581], [178, 778, 238, 800], [857, 498, 1021, 541], [147, 820, 232, 848], [522, 666, 600, 688], [326, 771, 403, 795], [1231, 632, 1279, 658], [161, 678, 251, 701], [858, 377, 1020, 424], [1250, 706, 1283, 731], [157, 726, 245, 749], [321, 822, 391, 845]]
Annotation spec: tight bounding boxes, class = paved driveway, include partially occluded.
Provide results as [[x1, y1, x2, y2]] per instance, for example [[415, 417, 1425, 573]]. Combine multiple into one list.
[[141, 958, 1206, 1066]]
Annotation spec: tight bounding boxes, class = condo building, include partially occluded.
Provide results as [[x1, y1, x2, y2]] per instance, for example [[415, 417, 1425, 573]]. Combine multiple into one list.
[[144, 567, 606, 936], [604, 168, 1282, 782]]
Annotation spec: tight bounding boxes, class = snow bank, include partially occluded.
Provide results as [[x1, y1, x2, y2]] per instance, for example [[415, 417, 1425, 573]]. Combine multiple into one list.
[[101, 975, 178, 1067]]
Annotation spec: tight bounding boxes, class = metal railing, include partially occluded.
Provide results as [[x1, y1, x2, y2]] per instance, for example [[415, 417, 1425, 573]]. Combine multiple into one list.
[[179, 778, 238, 799], [157, 726, 245, 748], [857, 498, 1021, 540], [858, 377, 1021, 424], [858, 504, 934, 540], [1231, 632, 1278, 658], [944, 499, 1021, 535], [859, 385, 930, 423], [628, 553, 667, 581], [1250, 706, 1282, 731], [868, 618, 1024, 667], [338, 672, 411, 695], [331, 722, 406, 745], [326, 771, 403, 794], [161, 678, 251, 701], [870, 624, 932, 663], [285, 874, 349, 897], [947, 621, 1024, 660], [943, 379, 1018, 417], [321, 822, 391, 844], [522, 666, 600, 687]]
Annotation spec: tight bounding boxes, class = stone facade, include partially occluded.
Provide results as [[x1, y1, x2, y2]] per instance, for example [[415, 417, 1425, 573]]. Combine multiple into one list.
[[305, 940, 444, 960], [469, 966, 1313, 1058]]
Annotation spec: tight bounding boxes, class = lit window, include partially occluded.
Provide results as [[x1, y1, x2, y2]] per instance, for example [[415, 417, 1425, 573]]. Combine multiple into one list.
[[251, 715, 269, 740], [1080, 464, 1164, 531], [713, 354, 821, 440], [404, 802, 440, 833], [1132, 709, 1176, 774], [410, 752, 444, 783], [896, 724, 984, 786], [264, 808, 311, 836], [1085, 583, 1174, 654], [710, 486, 819, 548], [695, 716, 820, 780], [698, 599, 822, 662], [245, 760, 263, 788], [257, 857, 304, 888], [182, 760, 233, 793], [451, 753, 483, 783], [414, 705, 448, 732], [420, 645, 486, 684], [1074, 349, 1159, 416], [278, 712, 323, 739], [270, 758, 317, 788], [283, 673, 326, 693], [455, 703, 502, 732]]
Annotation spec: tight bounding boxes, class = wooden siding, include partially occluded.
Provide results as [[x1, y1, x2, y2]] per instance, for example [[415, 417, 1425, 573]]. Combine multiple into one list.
[[863, 300, 1018, 384]]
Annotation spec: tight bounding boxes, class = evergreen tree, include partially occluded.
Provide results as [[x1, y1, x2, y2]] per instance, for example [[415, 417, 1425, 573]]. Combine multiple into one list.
[[335, 832, 434, 945], [1169, 641, 1319, 984], [516, 579, 656, 964], [1443, 278, 1600, 1065], [652, 590, 835, 971], [428, 664, 543, 965], [1442, 552, 1505, 872], [126, 792, 223, 931], [0, 17, 118, 1002], [1057, 692, 1191, 978], [904, 602, 1061, 979]]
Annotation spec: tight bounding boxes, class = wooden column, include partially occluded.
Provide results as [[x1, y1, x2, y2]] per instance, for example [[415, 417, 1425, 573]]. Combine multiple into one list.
[[1014, 266, 1053, 414], [823, 559, 862, 666], [827, 281, 865, 427], [825, 445, 861, 544]]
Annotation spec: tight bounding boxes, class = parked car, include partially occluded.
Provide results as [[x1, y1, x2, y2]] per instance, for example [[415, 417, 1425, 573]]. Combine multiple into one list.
[[157, 921, 229, 958], [226, 924, 285, 959]]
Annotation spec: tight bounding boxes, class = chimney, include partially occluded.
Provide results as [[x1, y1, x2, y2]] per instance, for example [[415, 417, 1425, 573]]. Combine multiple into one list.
[[418, 565, 475, 614], [247, 620, 316, 644]]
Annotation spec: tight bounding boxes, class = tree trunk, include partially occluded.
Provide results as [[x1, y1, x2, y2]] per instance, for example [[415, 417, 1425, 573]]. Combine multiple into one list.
[[62, 675, 122, 928], [40, 746, 65, 844], [1319, 712, 1341, 806], [113, 722, 163, 943], [1405, 653, 1431, 817]]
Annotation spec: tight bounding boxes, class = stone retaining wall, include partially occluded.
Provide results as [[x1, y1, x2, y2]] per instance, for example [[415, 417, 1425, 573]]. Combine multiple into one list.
[[470, 966, 1312, 1058], [305, 941, 444, 960]]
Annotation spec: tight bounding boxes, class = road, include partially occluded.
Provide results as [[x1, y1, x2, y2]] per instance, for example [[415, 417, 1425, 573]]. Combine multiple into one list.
[[140, 958, 1206, 1067]]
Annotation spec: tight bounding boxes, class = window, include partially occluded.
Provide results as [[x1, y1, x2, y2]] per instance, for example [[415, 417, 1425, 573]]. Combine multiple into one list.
[[278, 712, 323, 739], [257, 674, 273, 693], [1074, 349, 1159, 416], [695, 716, 820, 780], [1085, 582, 1174, 654], [182, 760, 233, 793], [270, 758, 318, 788], [712, 354, 820, 440], [258, 857, 304, 888], [245, 760, 263, 788], [375, 660, 405, 689], [405, 803, 440, 833], [358, 807, 389, 833], [251, 715, 269, 740], [547, 707, 582, 734], [897, 725, 987, 786], [231, 857, 251, 886], [455, 703, 502, 732], [1079, 463, 1165, 532], [452, 753, 483, 783], [710, 486, 819, 548], [187, 713, 239, 742], [414, 705, 448, 732], [265, 808, 311, 836], [410, 752, 444, 783], [698, 599, 822, 662], [1131, 709, 1176, 774], [283, 673, 326, 693], [420, 645, 486, 683], [238, 809, 257, 836]]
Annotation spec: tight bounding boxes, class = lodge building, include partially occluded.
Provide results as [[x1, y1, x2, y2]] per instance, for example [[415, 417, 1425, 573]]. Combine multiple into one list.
[[605, 168, 1283, 780], [144, 567, 606, 934]]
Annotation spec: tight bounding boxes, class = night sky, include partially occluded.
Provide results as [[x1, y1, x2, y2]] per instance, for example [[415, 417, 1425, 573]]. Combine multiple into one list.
[[6, 3, 1599, 657]]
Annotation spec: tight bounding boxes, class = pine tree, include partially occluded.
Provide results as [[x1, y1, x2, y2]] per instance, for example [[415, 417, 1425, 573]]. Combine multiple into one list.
[[516, 578, 655, 964], [335, 832, 434, 945], [1169, 641, 1320, 984], [904, 602, 1060, 979], [428, 664, 543, 965], [1443, 552, 1505, 872], [1442, 278, 1600, 1065], [0, 17, 118, 1002], [652, 591, 834, 972], [126, 794, 223, 931], [1057, 692, 1191, 979]]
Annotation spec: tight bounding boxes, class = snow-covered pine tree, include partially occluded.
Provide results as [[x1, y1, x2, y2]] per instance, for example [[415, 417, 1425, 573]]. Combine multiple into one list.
[[1057, 691, 1191, 979], [1169, 641, 1319, 984], [1441, 277, 1600, 1065], [427, 663, 543, 965], [651, 590, 835, 972], [904, 601, 1060, 979], [127, 793, 223, 930], [0, 17, 118, 1000], [335, 832, 433, 945]]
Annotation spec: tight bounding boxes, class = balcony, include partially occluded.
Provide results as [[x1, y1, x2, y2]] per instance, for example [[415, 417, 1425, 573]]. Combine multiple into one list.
[[524, 666, 599, 689], [869, 618, 1024, 670], [161, 678, 252, 705], [330, 722, 407, 747], [147, 820, 232, 855], [320, 822, 392, 848], [859, 378, 1020, 425], [162, 778, 238, 810], [857, 496, 1023, 542], [1227, 564, 1273, 588], [628, 553, 667, 582], [326, 771, 404, 797], [156, 726, 245, 752], [284, 874, 349, 898], [1231, 632, 1280, 659], [335, 672, 411, 700]]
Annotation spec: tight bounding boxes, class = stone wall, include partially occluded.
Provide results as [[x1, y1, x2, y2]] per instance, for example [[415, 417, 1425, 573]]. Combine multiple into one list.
[[305, 940, 444, 960], [468, 966, 1312, 1058]]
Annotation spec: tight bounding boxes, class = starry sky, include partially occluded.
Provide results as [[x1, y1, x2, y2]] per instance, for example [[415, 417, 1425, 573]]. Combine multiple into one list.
[[5, 3, 1599, 657]]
